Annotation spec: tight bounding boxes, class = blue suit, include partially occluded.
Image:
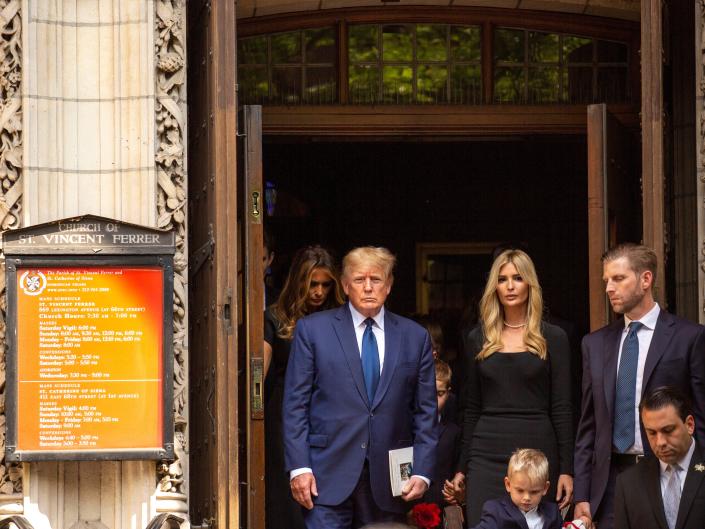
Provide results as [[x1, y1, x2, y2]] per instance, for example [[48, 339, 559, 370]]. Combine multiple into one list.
[[470, 497, 564, 529], [283, 303, 438, 517]]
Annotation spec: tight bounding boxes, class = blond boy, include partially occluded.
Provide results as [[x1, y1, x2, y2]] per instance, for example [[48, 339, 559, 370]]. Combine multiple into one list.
[[470, 449, 565, 529]]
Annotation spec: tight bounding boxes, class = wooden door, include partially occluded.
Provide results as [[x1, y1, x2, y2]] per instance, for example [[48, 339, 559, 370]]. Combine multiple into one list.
[[238, 105, 266, 529], [587, 104, 641, 330], [187, 1, 240, 528]]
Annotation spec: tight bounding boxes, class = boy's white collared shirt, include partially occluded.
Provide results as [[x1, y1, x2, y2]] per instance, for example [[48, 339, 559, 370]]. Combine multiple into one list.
[[522, 505, 544, 529]]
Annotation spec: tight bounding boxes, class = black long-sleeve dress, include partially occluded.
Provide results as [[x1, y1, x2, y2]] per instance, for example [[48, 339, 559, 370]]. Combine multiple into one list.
[[264, 308, 305, 529], [459, 323, 573, 527]]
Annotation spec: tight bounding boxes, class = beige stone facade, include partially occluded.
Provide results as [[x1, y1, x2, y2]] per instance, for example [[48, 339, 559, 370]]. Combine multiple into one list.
[[0, 0, 701, 528], [0, 1, 188, 528]]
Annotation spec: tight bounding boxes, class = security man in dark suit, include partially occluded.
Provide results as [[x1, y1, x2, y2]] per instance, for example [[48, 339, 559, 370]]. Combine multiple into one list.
[[615, 386, 705, 529]]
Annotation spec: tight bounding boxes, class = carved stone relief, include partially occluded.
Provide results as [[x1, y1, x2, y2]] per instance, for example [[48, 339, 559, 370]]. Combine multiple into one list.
[[154, 0, 188, 513], [0, 0, 23, 503]]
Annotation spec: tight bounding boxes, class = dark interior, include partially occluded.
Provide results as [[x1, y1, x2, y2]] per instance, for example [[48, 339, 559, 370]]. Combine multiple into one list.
[[263, 137, 591, 353]]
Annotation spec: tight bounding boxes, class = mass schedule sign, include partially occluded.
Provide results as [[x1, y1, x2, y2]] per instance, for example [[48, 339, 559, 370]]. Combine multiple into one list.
[[3, 216, 174, 461]]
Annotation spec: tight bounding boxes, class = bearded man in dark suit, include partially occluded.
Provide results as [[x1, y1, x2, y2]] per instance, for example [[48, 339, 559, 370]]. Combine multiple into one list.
[[574, 244, 705, 529]]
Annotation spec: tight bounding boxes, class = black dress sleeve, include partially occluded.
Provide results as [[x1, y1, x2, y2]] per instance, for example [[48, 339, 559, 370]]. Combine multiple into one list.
[[264, 307, 278, 346], [545, 323, 574, 475], [458, 327, 483, 472]]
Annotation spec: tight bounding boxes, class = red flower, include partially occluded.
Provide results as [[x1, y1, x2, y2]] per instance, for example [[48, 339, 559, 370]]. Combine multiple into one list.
[[412, 502, 441, 529]]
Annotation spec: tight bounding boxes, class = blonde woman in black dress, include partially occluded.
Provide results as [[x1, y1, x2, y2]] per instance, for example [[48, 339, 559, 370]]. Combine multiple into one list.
[[449, 249, 573, 526]]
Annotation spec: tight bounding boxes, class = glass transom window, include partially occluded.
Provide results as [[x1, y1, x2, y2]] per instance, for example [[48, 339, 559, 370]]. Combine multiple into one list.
[[493, 28, 629, 104], [348, 24, 481, 105], [238, 27, 337, 105]]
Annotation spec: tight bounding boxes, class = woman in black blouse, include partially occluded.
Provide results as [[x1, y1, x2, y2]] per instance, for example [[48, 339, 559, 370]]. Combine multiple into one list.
[[448, 249, 573, 526], [264, 245, 344, 529]]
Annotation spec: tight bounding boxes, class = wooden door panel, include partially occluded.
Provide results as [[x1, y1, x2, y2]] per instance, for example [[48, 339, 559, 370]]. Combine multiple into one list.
[[187, 1, 239, 528], [587, 103, 641, 330], [239, 105, 265, 529]]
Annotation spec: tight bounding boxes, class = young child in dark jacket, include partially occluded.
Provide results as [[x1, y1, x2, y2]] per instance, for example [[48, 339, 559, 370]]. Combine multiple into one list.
[[470, 449, 587, 529], [421, 359, 461, 509]]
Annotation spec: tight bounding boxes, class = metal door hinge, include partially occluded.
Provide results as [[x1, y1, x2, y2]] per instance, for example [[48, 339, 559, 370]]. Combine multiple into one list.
[[189, 224, 215, 278]]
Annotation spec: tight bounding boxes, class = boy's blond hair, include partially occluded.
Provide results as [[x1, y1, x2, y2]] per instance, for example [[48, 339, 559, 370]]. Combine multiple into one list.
[[507, 448, 549, 484], [434, 358, 452, 386]]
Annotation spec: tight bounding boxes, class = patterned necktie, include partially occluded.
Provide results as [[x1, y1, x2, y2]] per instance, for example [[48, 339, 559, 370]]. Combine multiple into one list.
[[613, 321, 643, 452], [361, 318, 380, 404], [663, 464, 681, 529]]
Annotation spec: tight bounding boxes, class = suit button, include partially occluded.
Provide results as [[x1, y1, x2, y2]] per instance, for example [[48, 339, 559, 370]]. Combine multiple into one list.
[[361, 443, 366, 449], [370, 413, 374, 417]]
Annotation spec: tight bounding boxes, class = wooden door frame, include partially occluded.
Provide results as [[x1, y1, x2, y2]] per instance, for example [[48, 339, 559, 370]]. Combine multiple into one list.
[[640, 0, 666, 305], [259, 104, 639, 137], [241, 105, 266, 529], [586, 104, 610, 331]]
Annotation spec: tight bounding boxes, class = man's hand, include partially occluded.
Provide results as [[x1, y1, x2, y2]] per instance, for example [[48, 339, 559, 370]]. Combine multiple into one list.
[[401, 476, 428, 502], [573, 502, 593, 529], [290, 472, 318, 510], [555, 474, 574, 509]]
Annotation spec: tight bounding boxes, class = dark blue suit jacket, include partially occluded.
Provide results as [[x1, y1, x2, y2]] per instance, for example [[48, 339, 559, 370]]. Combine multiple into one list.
[[574, 310, 705, 513], [470, 497, 564, 529], [282, 304, 438, 513]]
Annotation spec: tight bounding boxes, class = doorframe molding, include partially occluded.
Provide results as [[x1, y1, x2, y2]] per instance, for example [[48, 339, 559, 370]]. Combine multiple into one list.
[[261, 104, 639, 137]]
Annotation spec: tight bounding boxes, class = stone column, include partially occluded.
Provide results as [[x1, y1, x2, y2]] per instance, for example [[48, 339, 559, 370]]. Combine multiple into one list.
[[5, 1, 189, 528], [22, 0, 156, 225]]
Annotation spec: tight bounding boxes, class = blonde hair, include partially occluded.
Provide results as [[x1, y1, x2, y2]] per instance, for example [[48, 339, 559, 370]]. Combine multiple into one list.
[[507, 448, 549, 484], [342, 246, 396, 281], [477, 249, 546, 360], [434, 358, 452, 386]]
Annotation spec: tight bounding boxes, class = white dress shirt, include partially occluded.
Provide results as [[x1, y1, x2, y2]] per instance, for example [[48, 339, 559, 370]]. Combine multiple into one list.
[[616, 302, 660, 454], [523, 505, 545, 529], [349, 303, 386, 372], [659, 438, 695, 496]]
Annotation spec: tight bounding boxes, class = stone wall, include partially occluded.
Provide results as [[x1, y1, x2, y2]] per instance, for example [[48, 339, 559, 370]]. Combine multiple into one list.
[[0, 1, 189, 527]]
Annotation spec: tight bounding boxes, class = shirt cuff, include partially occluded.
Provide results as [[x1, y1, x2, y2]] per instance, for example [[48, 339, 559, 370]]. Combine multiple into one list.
[[412, 475, 431, 487], [290, 467, 313, 481]]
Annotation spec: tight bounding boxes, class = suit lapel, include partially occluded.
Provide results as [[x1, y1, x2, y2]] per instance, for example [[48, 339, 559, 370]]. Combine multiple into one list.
[[502, 498, 530, 529], [332, 304, 369, 407], [645, 457, 670, 529], [602, 320, 624, 423], [675, 445, 705, 529], [642, 311, 675, 394], [371, 310, 400, 410]]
